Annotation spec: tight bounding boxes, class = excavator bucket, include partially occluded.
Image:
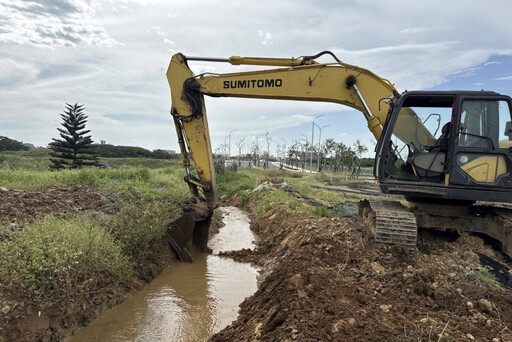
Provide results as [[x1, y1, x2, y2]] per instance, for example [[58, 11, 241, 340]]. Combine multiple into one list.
[[168, 211, 212, 262]]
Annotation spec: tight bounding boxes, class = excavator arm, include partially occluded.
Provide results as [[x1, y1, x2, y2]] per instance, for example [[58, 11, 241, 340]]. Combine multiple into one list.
[[166, 51, 433, 261]]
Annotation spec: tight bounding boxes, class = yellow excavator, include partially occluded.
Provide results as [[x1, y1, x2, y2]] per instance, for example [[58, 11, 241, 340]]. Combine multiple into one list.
[[166, 51, 512, 262]]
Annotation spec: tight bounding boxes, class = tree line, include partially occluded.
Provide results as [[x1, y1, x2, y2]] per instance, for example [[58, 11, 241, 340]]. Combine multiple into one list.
[[1, 104, 178, 170], [0, 136, 29, 152], [286, 138, 371, 172]]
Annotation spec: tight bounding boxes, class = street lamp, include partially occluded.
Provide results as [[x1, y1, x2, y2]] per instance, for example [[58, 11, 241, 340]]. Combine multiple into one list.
[[280, 138, 286, 166], [300, 134, 310, 172], [249, 133, 266, 167], [314, 124, 330, 173], [223, 136, 229, 157], [228, 129, 238, 158], [311, 114, 324, 173], [271, 140, 282, 169]]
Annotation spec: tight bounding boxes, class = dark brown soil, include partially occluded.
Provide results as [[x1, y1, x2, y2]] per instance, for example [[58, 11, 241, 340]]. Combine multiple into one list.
[[0, 187, 115, 228], [211, 195, 512, 342]]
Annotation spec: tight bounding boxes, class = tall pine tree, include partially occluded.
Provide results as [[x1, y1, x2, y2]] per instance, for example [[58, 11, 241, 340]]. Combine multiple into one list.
[[49, 103, 99, 170]]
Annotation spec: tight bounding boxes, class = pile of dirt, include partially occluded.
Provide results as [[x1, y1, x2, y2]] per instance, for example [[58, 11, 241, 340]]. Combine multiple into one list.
[[0, 187, 115, 227], [212, 195, 512, 341]]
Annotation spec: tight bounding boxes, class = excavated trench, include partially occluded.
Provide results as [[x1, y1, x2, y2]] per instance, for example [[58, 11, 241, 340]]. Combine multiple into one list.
[[69, 207, 258, 342]]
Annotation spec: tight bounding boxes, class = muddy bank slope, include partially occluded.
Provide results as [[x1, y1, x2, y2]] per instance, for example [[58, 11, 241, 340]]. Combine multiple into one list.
[[213, 194, 512, 342], [0, 187, 218, 342]]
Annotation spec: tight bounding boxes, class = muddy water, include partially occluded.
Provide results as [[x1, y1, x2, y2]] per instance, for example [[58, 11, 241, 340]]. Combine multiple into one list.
[[70, 207, 258, 342]]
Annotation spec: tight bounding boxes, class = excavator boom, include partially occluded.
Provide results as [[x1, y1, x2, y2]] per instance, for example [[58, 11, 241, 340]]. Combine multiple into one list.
[[166, 51, 512, 260]]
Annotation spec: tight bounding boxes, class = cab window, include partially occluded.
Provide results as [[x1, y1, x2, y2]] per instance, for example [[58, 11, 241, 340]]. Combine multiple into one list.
[[458, 100, 512, 149]]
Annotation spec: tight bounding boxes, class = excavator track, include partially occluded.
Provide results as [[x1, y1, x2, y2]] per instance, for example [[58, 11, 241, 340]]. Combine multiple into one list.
[[359, 198, 417, 247]]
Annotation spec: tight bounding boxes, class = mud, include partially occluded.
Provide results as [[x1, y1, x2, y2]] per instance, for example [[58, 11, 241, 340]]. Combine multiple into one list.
[[0, 187, 115, 228], [211, 194, 512, 342], [311, 181, 382, 197], [332, 201, 359, 219]]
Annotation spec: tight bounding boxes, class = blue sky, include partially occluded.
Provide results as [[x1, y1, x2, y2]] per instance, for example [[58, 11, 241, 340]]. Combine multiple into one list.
[[1, 0, 512, 158]]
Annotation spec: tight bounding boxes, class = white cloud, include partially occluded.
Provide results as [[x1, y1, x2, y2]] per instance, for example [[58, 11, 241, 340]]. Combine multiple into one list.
[[484, 61, 501, 66], [258, 30, 273, 46], [2, 0, 512, 152], [399, 27, 429, 34], [0, 58, 39, 86], [0, 0, 118, 48], [495, 76, 512, 81]]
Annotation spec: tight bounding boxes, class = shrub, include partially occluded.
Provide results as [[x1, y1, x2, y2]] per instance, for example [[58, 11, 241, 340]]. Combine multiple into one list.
[[104, 201, 179, 273], [0, 216, 132, 304], [0, 136, 29, 152]]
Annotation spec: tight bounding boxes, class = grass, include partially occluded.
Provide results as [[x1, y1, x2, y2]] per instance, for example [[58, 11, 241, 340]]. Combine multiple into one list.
[[215, 168, 339, 218], [284, 177, 346, 203], [0, 191, 186, 307], [0, 166, 188, 198], [103, 200, 181, 273], [464, 265, 502, 289], [0, 151, 360, 309], [253, 188, 334, 218], [0, 154, 191, 308], [0, 150, 178, 171], [217, 169, 257, 200], [0, 215, 133, 304]]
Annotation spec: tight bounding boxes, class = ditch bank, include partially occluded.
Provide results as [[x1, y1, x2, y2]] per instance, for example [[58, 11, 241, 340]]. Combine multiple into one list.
[[212, 190, 512, 342], [0, 187, 222, 342]]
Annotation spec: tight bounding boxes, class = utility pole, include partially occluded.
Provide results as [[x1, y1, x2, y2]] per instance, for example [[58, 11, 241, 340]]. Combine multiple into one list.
[[311, 114, 324, 173], [314, 124, 330, 173], [264, 131, 271, 169]]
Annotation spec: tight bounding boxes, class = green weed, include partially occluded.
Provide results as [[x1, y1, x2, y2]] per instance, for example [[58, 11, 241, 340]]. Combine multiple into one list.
[[0, 216, 132, 303], [254, 189, 334, 218], [217, 170, 257, 199], [464, 265, 502, 289], [103, 201, 180, 273], [284, 177, 345, 203]]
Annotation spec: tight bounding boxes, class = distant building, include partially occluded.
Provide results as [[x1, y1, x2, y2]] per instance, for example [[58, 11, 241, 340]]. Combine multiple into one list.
[[161, 149, 177, 154], [100, 140, 106, 145]]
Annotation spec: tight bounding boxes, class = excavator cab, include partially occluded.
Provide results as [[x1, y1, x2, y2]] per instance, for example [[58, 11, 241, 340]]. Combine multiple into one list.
[[376, 91, 512, 203]]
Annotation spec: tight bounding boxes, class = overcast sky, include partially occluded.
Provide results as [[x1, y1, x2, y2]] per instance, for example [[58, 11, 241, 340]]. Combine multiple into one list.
[[1, 0, 512, 156]]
